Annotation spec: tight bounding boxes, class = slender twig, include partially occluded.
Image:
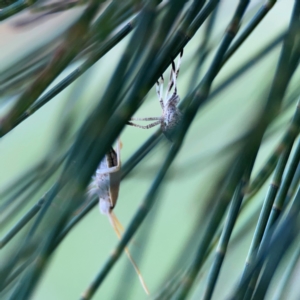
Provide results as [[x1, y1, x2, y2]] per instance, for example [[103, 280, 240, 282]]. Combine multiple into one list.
[[223, 0, 278, 64], [232, 1, 300, 297], [80, 136, 185, 300], [265, 137, 300, 230], [174, 1, 252, 297], [202, 168, 252, 300], [245, 99, 300, 202], [242, 138, 300, 298], [0, 0, 38, 21], [241, 146, 295, 299], [251, 189, 300, 299], [188, 5, 219, 89], [0, 1, 102, 136], [273, 237, 300, 300], [0, 197, 46, 249], [285, 162, 300, 203], [229, 185, 300, 299]]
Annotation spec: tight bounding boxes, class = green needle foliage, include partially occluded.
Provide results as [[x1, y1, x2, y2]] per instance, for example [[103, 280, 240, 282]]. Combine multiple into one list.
[[1, 1, 300, 299]]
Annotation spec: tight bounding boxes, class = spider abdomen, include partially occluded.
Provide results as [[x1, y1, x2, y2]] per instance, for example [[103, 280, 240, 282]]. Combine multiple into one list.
[[161, 94, 182, 141]]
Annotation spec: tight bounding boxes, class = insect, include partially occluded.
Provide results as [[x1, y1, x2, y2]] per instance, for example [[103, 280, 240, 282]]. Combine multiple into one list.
[[87, 140, 149, 295], [127, 50, 183, 141], [88, 142, 121, 216]]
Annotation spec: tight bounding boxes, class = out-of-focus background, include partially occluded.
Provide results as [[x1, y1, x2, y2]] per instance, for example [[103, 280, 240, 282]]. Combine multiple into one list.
[[1, 1, 300, 299]]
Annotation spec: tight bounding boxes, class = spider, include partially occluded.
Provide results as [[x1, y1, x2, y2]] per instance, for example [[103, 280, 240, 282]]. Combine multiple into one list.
[[87, 140, 149, 295], [127, 50, 183, 141]]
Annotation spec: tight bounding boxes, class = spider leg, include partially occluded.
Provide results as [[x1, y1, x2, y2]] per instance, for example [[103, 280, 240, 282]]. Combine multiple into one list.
[[171, 60, 177, 95], [173, 49, 183, 95], [165, 63, 174, 101], [166, 50, 183, 99], [175, 49, 183, 80], [127, 120, 161, 129], [156, 75, 164, 109], [130, 117, 161, 121]]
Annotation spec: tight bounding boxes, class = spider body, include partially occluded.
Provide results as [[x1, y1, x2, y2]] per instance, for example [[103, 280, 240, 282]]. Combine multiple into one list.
[[127, 50, 183, 142], [161, 93, 182, 141]]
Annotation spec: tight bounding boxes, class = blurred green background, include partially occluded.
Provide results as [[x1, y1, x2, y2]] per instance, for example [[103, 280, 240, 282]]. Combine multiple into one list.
[[1, 1, 300, 299]]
